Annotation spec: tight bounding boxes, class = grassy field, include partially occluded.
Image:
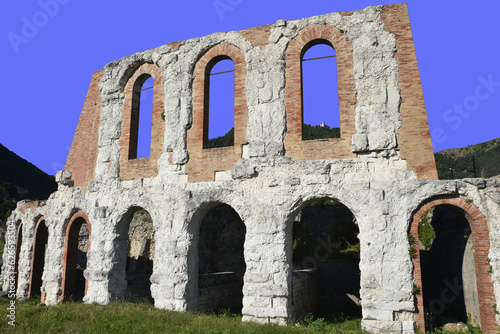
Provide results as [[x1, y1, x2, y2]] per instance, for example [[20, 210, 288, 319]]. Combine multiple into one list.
[[0, 298, 365, 334], [0, 298, 489, 333]]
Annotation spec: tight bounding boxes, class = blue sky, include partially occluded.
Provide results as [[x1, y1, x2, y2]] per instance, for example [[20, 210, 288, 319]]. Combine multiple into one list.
[[1, 0, 499, 176]]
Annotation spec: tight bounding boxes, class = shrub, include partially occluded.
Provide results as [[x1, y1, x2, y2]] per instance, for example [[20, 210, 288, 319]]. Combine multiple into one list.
[[418, 210, 435, 250]]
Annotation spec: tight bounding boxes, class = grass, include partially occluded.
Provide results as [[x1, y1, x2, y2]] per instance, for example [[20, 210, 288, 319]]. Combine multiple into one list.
[[0, 298, 366, 334]]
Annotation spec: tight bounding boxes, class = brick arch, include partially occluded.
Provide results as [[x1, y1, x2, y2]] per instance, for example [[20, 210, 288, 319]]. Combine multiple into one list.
[[61, 211, 92, 301], [410, 196, 498, 333], [285, 25, 356, 161], [28, 216, 48, 301], [186, 43, 248, 182], [119, 62, 165, 180]]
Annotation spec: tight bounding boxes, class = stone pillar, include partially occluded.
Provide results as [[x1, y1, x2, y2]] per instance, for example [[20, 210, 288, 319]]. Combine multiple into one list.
[[242, 209, 291, 325], [83, 211, 118, 304], [42, 221, 64, 305], [16, 218, 34, 299], [359, 189, 416, 333], [151, 222, 190, 312]]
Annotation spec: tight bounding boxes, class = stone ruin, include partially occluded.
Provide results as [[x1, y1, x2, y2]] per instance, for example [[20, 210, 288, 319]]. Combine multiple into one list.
[[2, 3, 500, 333]]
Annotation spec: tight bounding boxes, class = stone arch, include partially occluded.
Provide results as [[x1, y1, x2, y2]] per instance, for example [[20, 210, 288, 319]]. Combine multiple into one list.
[[113, 205, 156, 303], [285, 196, 361, 321], [186, 35, 252, 75], [186, 201, 246, 313], [61, 210, 91, 301], [119, 62, 165, 180], [410, 196, 497, 333], [186, 43, 248, 182], [13, 220, 23, 294], [28, 216, 48, 300], [284, 25, 356, 160]]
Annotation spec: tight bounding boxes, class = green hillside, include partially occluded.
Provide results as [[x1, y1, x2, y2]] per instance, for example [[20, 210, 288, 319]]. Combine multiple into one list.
[[434, 138, 500, 179], [0, 144, 57, 224], [208, 127, 234, 148], [302, 124, 340, 140], [207, 123, 341, 149]]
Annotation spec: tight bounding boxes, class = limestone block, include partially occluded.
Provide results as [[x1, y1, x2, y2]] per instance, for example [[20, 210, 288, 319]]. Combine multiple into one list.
[[368, 131, 397, 151], [56, 170, 73, 186], [352, 134, 369, 152]]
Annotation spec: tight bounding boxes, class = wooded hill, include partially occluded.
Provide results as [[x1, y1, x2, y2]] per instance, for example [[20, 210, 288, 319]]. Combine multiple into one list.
[[0, 144, 57, 225], [434, 138, 500, 179], [207, 124, 340, 148]]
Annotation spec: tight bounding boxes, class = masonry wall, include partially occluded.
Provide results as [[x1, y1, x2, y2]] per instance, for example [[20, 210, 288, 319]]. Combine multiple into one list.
[[65, 70, 103, 192], [2, 4, 500, 334], [380, 5, 438, 180], [65, 4, 437, 188]]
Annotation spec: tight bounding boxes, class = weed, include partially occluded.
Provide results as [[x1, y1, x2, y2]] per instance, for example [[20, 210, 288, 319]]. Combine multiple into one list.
[[466, 313, 482, 334], [408, 233, 418, 259], [418, 209, 435, 250], [304, 316, 327, 332], [409, 246, 418, 259]]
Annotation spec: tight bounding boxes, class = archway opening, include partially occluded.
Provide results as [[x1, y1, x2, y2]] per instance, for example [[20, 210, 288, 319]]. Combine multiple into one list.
[[116, 208, 155, 303], [418, 205, 480, 330], [29, 219, 48, 298], [291, 199, 360, 321], [197, 204, 246, 314], [62, 217, 90, 301]]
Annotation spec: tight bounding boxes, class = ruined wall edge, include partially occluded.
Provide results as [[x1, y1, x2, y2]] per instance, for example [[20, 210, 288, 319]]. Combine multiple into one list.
[[64, 70, 103, 192]]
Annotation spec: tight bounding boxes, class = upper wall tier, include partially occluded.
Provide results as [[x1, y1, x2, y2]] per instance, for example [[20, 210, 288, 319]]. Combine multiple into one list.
[[65, 3, 438, 190]]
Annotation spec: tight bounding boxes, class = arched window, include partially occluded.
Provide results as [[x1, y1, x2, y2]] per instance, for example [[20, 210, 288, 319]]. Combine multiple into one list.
[[129, 75, 154, 159], [301, 41, 340, 140], [205, 58, 235, 148]]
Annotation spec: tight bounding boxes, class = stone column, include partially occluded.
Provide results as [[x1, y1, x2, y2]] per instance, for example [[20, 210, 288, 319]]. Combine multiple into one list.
[[242, 208, 291, 325], [151, 222, 191, 312], [42, 221, 64, 305]]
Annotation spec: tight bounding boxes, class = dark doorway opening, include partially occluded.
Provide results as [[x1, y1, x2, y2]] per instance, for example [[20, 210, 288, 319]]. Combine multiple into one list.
[[29, 219, 48, 298], [62, 217, 90, 301], [291, 199, 360, 321], [419, 205, 480, 330], [197, 204, 246, 314]]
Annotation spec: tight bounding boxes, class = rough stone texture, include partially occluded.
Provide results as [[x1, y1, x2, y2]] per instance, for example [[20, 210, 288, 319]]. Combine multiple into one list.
[[2, 4, 500, 334]]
